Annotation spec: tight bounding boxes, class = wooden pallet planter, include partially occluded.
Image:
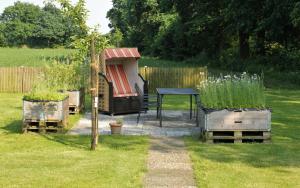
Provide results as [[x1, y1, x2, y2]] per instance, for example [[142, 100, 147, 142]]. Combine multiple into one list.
[[205, 131, 271, 143], [68, 105, 80, 114], [22, 120, 64, 133], [199, 108, 271, 143], [66, 89, 85, 114], [22, 97, 69, 133]]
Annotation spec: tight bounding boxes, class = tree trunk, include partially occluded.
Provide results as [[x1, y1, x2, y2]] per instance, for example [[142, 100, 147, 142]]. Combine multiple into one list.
[[90, 37, 99, 150], [255, 29, 265, 55], [239, 30, 250, 59]]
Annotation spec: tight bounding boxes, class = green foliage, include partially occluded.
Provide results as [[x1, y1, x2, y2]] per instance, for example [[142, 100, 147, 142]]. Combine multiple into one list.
[[198, 73, 265, 109], [291, 2, 300, 27], [109, 28, 123, 47], [115, 118, 124, 125], [108, 0, 300, 71], [34, 4, 66, 47], [23, 91, 67, 101], [25, 58, 88, 101], [55, 0, 88, 38], [0, 24, 6, 47], [0, 1, 87, 47], [43, 61, 87, 91]]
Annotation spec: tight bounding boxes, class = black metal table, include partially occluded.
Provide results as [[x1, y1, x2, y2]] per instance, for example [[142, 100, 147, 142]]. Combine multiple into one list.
[[156, 88, 200, 127]]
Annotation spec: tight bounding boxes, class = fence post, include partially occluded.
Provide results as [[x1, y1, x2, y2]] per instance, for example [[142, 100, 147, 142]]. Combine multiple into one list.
[[144, 66, 148, 81], [21, 66, 24, 93]]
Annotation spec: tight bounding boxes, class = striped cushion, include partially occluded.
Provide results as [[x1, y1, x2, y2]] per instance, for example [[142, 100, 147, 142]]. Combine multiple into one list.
[[106, 64, 137, 97]]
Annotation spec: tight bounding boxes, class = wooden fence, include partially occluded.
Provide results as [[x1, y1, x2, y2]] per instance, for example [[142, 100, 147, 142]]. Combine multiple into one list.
[[139, 67, 207, 93], [0, 67, 207, 93], [0, 67, 42, 93]]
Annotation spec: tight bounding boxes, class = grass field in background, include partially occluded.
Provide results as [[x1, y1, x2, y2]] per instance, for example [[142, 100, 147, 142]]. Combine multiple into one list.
[[0, 48, 75, 67], [0, 93, 149, 188], [186, 89, 300, 187]]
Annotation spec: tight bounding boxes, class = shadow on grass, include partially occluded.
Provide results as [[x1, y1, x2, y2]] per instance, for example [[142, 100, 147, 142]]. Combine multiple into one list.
[[1, 119, 148, 152], [41, 134, 91, 150], [186, 137, 300, 168], [99, 135, 149, 151], [39, 134, 149, 151], [0, 120, 22, 134]]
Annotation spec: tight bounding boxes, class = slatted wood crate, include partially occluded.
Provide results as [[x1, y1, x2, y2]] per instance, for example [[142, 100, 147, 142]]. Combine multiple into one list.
[[198, 108, 271, 143], [67, 88, 85, 114], [22, 97, 69, 133]]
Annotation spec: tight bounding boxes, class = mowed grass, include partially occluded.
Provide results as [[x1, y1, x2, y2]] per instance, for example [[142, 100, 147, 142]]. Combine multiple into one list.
[[0, 48, 75, 67], [185, 89, 300, 187], [0, 93, 149, 187]]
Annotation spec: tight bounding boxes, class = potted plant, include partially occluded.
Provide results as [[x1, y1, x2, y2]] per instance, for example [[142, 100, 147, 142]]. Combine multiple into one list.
[[198, 73, 271, 143], [109, 118, 123, 134]]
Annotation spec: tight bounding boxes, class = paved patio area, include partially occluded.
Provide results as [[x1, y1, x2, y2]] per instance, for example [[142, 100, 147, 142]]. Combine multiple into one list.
[[68, 110, 201, 137]]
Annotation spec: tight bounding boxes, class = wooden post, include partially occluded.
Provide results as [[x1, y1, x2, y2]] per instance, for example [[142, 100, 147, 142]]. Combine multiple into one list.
[[90, 37, 99, 150], [21, 66, 24, 93]]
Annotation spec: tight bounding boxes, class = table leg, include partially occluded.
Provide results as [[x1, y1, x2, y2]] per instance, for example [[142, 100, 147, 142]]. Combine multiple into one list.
[[160, 95, 163, 127], [190, 94, 192, 119], [195, 95, 199, 127], [156, 93, 159, 119]]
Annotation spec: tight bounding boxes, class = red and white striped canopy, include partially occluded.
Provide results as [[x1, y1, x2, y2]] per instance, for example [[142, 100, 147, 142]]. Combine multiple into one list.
[[106, 64, 137, 97], [104, 48, 141, 60]]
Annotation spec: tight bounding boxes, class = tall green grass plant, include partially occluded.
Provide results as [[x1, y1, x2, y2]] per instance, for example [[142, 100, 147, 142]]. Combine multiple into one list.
[[198, 72, 265, 109]]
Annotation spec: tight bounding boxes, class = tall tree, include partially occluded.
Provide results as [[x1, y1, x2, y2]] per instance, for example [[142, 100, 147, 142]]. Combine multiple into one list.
[[0, 2, 41, 46]]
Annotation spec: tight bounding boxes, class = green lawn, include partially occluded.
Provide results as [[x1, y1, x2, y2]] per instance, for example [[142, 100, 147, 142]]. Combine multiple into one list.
[[0, 93, 149, 188], [0, 48, 75, 67], [185, 89, 300, 187]]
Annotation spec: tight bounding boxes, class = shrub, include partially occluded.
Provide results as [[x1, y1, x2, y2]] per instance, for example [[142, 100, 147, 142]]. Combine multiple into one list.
[[198, 72, 265, 109], [23, 59, 88, 101], [43, 61, 88, 91]]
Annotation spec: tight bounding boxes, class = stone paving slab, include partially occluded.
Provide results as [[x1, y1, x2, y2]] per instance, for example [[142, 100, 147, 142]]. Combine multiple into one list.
[[143, 137, 197, 188], [68, 110, 201, 137]]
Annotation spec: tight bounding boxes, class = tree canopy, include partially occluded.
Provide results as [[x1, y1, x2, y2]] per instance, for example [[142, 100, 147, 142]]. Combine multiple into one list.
[[107, 0, 300, 71], [0, 1, 87, 47]]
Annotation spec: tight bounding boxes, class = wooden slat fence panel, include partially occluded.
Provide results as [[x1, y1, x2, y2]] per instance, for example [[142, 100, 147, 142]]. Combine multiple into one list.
[[0, 67, 207, 93], [139, 67, 207, 93], [0, 67, 43, 93]]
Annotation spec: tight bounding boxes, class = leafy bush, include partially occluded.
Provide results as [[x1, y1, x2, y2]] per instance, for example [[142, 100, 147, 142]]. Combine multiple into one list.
[[198, 72, 265, 109], [24, 59, 88, 101], [43, 61, 88, 91]]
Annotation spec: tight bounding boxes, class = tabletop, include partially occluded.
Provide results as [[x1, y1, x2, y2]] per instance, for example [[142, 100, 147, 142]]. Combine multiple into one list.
[[156, 88, 198, 95]]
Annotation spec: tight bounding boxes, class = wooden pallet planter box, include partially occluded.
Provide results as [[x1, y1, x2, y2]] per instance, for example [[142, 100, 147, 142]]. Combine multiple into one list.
[[67, 89, 85, 114], [22, 97, 69, 133], [198, 108, 271, 143]]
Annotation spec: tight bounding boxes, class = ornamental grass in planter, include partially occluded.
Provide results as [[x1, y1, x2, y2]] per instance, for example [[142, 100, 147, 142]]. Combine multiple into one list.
[[197, 73, 271, 143]]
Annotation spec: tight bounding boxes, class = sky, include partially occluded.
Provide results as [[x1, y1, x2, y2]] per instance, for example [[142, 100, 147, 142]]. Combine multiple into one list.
[[0, 0, 113, 34]]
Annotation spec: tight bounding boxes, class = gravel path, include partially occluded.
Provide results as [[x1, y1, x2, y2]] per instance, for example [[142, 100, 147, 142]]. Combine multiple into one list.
[[143, 137, 197, 188]]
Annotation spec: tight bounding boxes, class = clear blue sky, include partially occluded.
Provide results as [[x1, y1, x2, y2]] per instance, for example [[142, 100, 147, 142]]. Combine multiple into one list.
[[0, 0, 112, 34]]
